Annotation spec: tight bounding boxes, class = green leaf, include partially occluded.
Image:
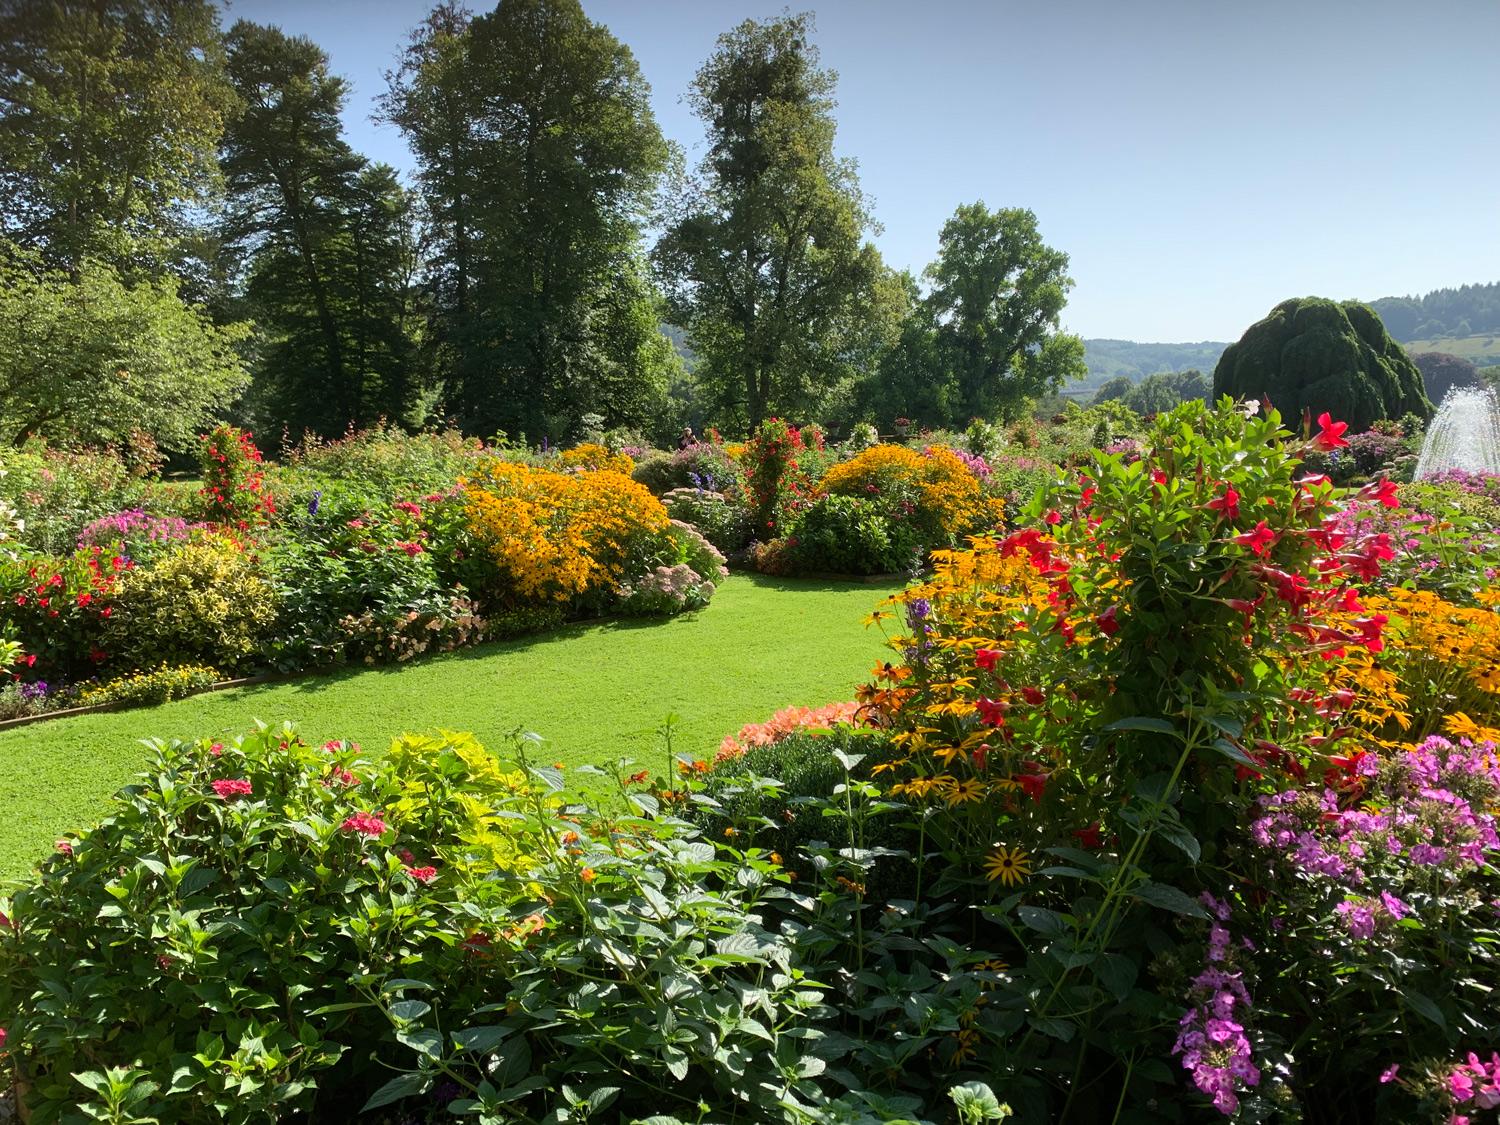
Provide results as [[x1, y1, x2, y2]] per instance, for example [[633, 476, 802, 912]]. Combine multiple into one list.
[[1130, 882, 1208, 917], [389, 999, 432, 1023], [452, 1025, 509, 1054], [1402, 989, 1447, 1029], [361, 1073, 429, 1111], [1104, 716, 1178, 735]]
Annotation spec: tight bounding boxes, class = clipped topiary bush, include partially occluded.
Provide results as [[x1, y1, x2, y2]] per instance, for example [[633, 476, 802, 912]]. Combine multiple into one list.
[[1213, 297, 1433, 431]]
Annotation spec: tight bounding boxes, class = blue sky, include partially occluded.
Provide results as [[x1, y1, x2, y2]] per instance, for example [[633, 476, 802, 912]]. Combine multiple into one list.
[[225, 0, 1500, 342]]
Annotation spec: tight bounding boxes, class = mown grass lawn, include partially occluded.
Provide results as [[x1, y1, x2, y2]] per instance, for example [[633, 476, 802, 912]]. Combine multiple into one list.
[[0, 574, 901, 880]]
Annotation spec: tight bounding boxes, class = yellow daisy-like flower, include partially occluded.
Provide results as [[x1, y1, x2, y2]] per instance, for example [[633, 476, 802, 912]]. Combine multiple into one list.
[[982, 846, 1031, 886], [945, 777, 986, 805]]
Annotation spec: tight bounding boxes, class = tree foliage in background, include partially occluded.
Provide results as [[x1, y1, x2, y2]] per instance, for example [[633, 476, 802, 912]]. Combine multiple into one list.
[[385, 0, 676, 441], [221, 22, 426, 439], [1213, 297, 1433, 431], [654, 13, 896, 434], [1118, 367, 1209, 415], [1411, 350, 1482, 405], [1369, 281, 1500, 342], [0, 0, 234, 275], [922, 202, 1086, 423], [0, 243, 248, 449]]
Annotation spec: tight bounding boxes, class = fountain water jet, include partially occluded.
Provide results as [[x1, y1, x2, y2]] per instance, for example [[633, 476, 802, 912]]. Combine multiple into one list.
[[1414, 385, 1500, 479]]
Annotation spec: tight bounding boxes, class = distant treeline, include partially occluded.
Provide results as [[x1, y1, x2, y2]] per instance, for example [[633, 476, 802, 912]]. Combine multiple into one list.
[[1369, 282, 1500, 342], [1079, 339, 1227, 388]]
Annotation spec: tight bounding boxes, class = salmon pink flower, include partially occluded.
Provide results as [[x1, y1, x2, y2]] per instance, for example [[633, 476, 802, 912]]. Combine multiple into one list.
[[404, 865, 438, 884], [211, 778, 253, 800]]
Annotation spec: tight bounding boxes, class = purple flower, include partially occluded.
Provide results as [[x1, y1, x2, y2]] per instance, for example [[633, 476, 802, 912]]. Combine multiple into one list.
[[308, 490, 322, 516]]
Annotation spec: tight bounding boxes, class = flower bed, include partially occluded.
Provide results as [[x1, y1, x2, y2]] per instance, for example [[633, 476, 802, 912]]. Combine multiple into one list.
[[0, 429, 727, 715]]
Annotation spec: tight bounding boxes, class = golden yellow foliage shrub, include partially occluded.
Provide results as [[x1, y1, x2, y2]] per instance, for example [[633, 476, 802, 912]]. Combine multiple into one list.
[[462, 460, 669, 604]]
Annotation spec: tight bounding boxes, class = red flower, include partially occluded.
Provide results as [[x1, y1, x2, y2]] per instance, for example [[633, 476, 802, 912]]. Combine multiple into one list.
[[1072, 822, 1103, 849], [1352, 614, 1388, 653], [1150, 469, 1168, 487], [1020, 686, 1045, 706], [1231, 520, 1277, 557], [1095, 606, 1120, 636], [76, 592, 92, 606], [340, 811, 388, 837], [1312, 412, 1349, 451], [404, 865, 438, 884], [976, 698, 1008, 727], [211, 778, 253, 800], [627, 770, 649, 785], [209, 742, 223, 757], [1205, 484, 1240, 521], [1361, 477, 1400, 509], [1044, 509, 1062, 526], [1014, 768, 1048, 803], [974, 648, 1001, 671]]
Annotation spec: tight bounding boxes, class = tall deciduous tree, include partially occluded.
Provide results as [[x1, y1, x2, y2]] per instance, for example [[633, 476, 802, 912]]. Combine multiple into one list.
[[0, 0, 234, 273], [385, 0, 674, 439], [923, 203, 1085, 422], [654, 14, 892, 433], [221, 22, 424, 437], [0, 243, 248, 448]]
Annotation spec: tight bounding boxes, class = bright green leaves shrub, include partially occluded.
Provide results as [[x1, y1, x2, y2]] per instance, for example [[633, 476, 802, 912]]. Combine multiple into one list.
[[0, 724, 479, 1123], [786, 494, 917, 575], [0, 723, 978, 1124], [106, 533, 276, 674]]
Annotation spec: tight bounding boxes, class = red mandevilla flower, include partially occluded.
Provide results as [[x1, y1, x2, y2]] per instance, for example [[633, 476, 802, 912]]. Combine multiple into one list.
[[974, 648, 1001, 670], [1205, 484, 1240, 522], [1095, 606, 1120, 636], [1312, 412, 1349, 451], [1232, 520, 1277, 557]]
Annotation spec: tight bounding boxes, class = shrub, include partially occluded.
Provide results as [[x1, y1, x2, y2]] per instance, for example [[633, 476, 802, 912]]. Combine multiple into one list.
[[75, 663, 221, 707], [0, 445, 147, 555], [198, 424, 274, 527], [630, 442, 742, 496], [462, 459, 669, 606], [821, 443, 995, 546], [261, 486, 453, 668], [0, 725, 506, 1123], [662, 486, 754, 553], [743, 419, 812, 536], [0, 546, 123, 680], [785, 494, 918, 575], [280, 424, 483, 493], [106, 534, 276, 674]]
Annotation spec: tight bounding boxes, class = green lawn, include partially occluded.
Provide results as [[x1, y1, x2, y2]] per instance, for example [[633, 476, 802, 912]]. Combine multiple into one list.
[[0, 574, 900, 880]]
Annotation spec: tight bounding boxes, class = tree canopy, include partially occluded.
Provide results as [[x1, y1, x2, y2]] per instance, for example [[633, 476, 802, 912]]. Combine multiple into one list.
[[0, 244, 248, 449], [385, 0, 675, 440], [221, 21, 425, 437], [0, 0, 235, 273], [1213, 297, 1433, 432], [1411, 351, 1482, 405], [654, 13, 894, 432]]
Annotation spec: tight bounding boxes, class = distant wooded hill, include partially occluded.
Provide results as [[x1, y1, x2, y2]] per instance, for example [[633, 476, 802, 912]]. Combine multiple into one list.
[[1369, 281, 1500, 342], [1077, 339, 1227, 390]]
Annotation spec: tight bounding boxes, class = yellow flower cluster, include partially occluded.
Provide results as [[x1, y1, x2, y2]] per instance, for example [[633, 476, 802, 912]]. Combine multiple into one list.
[[557, 443, 634, 475], [1329, 587, 1500, 741], [463, 459, 668, 603], [822, 444, 996, 540]]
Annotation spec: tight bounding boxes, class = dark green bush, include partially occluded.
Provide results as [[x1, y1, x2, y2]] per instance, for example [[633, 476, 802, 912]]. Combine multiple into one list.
[[786, 494, 918, 575]]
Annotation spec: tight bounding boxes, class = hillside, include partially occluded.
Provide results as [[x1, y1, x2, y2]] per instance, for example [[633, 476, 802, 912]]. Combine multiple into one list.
[[1400, 334, 1500, 365], [1369, 281, 1500, 342], [1078, 339, 1227, 389]]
